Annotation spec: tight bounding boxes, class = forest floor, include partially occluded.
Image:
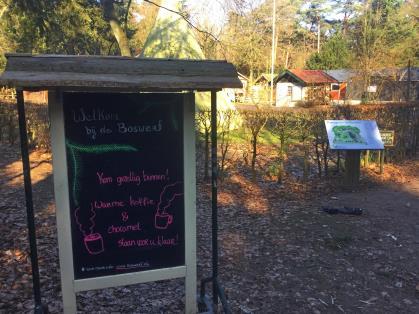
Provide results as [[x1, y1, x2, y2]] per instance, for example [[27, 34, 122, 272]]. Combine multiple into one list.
[[0, 143, 418, 313]]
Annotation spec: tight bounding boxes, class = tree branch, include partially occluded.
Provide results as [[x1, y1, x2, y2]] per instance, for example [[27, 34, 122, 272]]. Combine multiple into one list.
[[143, 0, 222, 46]]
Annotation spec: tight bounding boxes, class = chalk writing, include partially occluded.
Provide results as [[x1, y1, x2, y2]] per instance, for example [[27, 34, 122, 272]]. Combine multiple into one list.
[[64, 92, 185, 279], [85, 126, 97, 140], [117, 171, 141, 186], [117, 120, 162, 134], [95, 170, 171, 186], [143, 169, 169, 182], [129, 196, 155, 207], [97, 172, 113, 184], [108, 222, 141, 234], [91, 200, 125, 209], [72, 108, 119, 123], [118, 235, 179, 248]]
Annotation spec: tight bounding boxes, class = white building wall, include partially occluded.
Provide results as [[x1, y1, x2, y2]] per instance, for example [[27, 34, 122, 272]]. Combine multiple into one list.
[[276, 83, 303, 107]]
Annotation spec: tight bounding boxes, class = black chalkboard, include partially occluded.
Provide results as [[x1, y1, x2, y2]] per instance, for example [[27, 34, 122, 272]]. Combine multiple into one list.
[[63, 92, 185, 279]]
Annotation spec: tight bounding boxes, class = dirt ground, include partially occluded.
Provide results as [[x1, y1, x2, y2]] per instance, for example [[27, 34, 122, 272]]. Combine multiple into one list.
[[0, 142, 418, 313]]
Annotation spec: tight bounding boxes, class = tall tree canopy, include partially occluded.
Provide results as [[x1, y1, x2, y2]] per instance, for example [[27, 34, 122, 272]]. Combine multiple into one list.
[[0, 0, 417, 76], [306, 32, 351, 69]]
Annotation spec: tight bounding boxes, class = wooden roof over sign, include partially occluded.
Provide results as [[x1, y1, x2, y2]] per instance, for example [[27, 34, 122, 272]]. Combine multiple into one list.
[[0, 54, 242, 91]]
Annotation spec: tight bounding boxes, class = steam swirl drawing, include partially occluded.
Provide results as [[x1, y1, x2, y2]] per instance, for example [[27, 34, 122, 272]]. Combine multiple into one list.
[[154, 182, 183, 230], [67, 141, 137, 255]]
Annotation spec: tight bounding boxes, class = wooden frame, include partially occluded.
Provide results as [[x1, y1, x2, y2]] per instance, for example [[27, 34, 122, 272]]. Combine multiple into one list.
[[49, 90, 196, 313]]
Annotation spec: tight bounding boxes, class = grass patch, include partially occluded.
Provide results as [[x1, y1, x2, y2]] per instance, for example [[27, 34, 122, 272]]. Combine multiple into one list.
[[229, 128, 279, 146]]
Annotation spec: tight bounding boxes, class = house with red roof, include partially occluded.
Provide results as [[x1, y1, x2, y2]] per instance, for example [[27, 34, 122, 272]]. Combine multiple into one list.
[[274, 69, 338, 107]]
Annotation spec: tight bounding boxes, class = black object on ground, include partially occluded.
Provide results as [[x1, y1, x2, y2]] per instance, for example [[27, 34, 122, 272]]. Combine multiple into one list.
[[322, 206, 363, 215]]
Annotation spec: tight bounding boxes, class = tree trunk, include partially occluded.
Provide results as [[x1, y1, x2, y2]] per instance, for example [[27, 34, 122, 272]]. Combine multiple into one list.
[[303, 140, 309, 181], [101, 0, 132, 57], [285, 49, 289, 69], [109, 20, 132, 56], [251, 134, 257, 181], [322, 141, 329, 177], [315, 141, 322, 177], [317, 17, 321, 53], [277, 136, 285, 184]]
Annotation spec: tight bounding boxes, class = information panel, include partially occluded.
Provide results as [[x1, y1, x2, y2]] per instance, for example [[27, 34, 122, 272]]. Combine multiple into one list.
[[63, 92, 185, 279], [379, 130, 395, 147], [325, 120, 384, 150]]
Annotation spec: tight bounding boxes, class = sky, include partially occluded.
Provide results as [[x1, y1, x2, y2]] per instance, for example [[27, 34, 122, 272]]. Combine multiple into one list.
[[186, 0, 228, 28], [134, 0, 229, 30]]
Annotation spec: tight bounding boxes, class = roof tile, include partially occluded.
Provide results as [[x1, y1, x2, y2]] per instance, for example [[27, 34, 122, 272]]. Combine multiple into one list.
[[290, 69, 337, 84]]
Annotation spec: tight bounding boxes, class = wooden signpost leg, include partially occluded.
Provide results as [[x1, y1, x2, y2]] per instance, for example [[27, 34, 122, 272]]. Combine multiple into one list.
[[364, 150, 369, 167], [344, 150, 361, 188], [183, 93, 197, 314], [377, 150, 381, 170], [48, 90, 77, 314], [380, 149, 385, 174]]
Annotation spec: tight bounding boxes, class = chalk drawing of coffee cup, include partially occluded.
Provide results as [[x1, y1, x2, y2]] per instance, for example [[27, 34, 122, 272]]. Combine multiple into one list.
[[155, 213, 173, 229], [84, 233, 104, 255]]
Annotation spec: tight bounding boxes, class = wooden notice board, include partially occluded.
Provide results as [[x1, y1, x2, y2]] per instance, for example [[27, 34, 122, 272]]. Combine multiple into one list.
[[0, 53, 241, 314], [49, 91, 196, 313], [379, 130, 395, 147]]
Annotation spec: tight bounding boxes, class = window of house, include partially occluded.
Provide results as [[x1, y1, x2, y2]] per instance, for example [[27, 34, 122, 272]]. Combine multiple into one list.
[[331, 84, 340, 90], [287, 86, 293, 96]]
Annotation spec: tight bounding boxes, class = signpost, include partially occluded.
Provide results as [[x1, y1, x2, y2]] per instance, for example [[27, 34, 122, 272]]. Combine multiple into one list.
[[62, 92, 185, 280], [50, 91, 196, 312], [378, 130, 395, 173], [325, 120, 384, 187], [0, 54, 242, 314], [379, 130, 395, 147]]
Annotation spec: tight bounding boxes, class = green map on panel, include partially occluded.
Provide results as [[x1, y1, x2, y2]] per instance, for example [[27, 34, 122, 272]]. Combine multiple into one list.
[[332, 125, 366, 144]]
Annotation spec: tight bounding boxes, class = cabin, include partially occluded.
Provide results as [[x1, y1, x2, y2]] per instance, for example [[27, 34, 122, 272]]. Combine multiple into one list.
[[247, 73, 278, 104], [369, 67, 419, 101], [227, 72, 248, 103], [275, 69, 337, 107], [326, 69, 362, 105]]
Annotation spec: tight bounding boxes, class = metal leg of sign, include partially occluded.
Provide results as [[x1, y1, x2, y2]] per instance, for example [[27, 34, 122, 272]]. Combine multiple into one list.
[[210, 90, 219, 309], [206, 90, 232, 314], [16, 89, 47, 314], [184, 93, 197, 314]]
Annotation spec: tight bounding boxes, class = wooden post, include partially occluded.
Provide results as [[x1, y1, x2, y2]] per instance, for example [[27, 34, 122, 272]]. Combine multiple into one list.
[[184, 93, 197, 314], [380, 149, 384, 174], [377, 150, 381, 172], [336, 151, 341, 173], [344, 150, 361, 187], [364, 150, 369, 167]]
